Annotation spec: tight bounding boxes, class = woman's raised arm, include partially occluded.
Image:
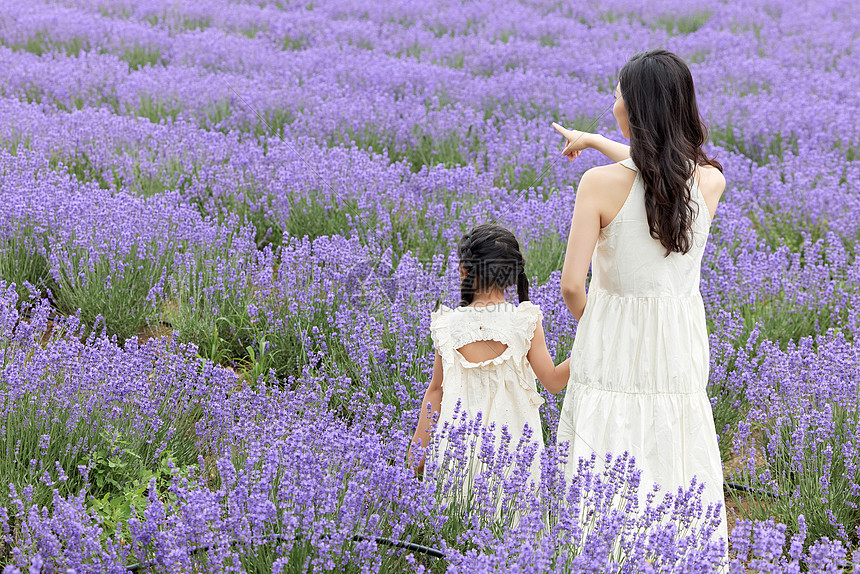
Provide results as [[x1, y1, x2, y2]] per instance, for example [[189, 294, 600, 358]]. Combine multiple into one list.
[[552, 123, 630, 164]]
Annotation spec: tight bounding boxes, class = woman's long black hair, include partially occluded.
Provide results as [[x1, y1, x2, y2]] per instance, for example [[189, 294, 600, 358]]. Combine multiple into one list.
[[457, 223, 529, 307], [619, 49, 722, 255]]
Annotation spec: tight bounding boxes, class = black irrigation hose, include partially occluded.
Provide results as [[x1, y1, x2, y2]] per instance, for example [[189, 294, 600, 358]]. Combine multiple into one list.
[[125, 533, 446, 572], [724, 481, 787, 498], [121, 484, 779, 572], [121, 485, 779, 573]]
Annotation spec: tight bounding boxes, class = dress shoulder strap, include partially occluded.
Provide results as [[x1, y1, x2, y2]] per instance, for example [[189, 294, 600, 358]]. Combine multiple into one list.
[[619, 157, 637, 171]]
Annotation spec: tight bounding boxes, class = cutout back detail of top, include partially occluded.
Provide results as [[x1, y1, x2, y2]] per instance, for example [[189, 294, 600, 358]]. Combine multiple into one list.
[[457, 340, 509, 364]]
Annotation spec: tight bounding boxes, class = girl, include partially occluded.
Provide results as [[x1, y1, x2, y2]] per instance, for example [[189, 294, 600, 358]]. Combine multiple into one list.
[[552, 49, 728, 545], [408, 223, 570, 489]]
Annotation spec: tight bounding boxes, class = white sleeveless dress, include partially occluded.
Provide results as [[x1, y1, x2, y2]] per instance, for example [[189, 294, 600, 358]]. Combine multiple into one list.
[[429, 302, 546, 491], [557, 158, 727, 543]]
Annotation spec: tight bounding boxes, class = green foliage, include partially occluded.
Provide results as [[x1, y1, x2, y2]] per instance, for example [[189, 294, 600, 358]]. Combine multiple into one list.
[[169, 245, 300, 380], [55, 95, 89, 113], [598, 10, 643, 26], [349, 38, 374, 51], [710, 122, 798, 165], [283, 187, 471, 263], [283, 193, 357, 241], [0, 225, 57, 304], [282, 35, 308, 50], [194, 98, 297, 139], [331, 125, 484, 172], [240, 25, 260, 39], [748, 209, 828, 253], [119, 45, 165, 70], [0, 386, 200, 513], [88, 449, 190, 540], [706, 359, 751, 462], [4, 33, 90, 57], [130, 157, 191, 196], [836, 139, 857, 163], [493, 160, 553, 192], [51, 151, 119, 191], [169, 247, 253, 363], [391, 204, 462, 263], [734, 293, 847, 350], [686, 49, 710, 64], [97, 5, 131, 19], [0, 396, 89, 510], [654, 11, 711, 35], [495, 30, 515, 44], [732, 405, 860, 545], [242, 107, 298, 140], [254, 108, 297, 139], [524, 233, 566, 286], [435, 52, 465, 69], [178, 16, 211, 31], [246, 202, 286, 250], [0, 133, 32, 155], [397, 42, 427, 59], [172, 280, 311, 383], [18, 33, 51, 56], [428, 24, 450, 38], [52, 240, 176, 342], [21, 86, 43, 105], [58, 37, 89, 57], [399, 130, 482, 171], [203, 99, 233, 129], [135, 94, 181, 124]]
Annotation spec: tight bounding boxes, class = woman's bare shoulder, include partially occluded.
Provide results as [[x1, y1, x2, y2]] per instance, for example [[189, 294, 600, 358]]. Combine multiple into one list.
[[578, 163, 637, 226], [695, 163, 726, 196], [582, 162, 637, 189]]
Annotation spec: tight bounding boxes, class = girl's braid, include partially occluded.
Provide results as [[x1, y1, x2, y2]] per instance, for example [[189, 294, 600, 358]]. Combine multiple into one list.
[[458, 231, 477, 307]]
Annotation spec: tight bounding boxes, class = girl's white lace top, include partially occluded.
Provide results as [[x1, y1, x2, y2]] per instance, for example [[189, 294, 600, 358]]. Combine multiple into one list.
[[429, 301, 545, 460]]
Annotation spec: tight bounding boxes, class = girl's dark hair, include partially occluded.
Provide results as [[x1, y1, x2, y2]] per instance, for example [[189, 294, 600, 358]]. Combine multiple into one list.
[[457, 223, 529, 307], [618, 49, 722, 255]]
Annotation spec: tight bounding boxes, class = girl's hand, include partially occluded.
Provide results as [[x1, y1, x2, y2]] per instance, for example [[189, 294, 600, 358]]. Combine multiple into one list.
[[552, 122, 593, 160]]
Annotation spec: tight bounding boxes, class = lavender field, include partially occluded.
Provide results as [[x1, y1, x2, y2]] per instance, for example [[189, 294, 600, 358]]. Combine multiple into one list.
[[0, 0, 858, 571]]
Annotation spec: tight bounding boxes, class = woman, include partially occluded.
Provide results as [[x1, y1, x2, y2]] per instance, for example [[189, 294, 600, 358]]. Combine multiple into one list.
[[552, 49, 727, 545]]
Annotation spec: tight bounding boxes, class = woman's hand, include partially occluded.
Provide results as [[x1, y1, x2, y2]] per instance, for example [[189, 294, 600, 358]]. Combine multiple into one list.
[[552, 122, 593, 160]]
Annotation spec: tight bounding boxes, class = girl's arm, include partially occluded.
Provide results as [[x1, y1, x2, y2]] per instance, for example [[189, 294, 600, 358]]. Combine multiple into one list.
[[526, 320, 570, 394], [552, 123, 630, 164], [408, 352, 443, 475]]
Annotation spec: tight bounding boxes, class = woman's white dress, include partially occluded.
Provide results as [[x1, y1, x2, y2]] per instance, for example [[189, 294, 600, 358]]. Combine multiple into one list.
[[429, 302, 546, 501], [557, 158, 727, 543]]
